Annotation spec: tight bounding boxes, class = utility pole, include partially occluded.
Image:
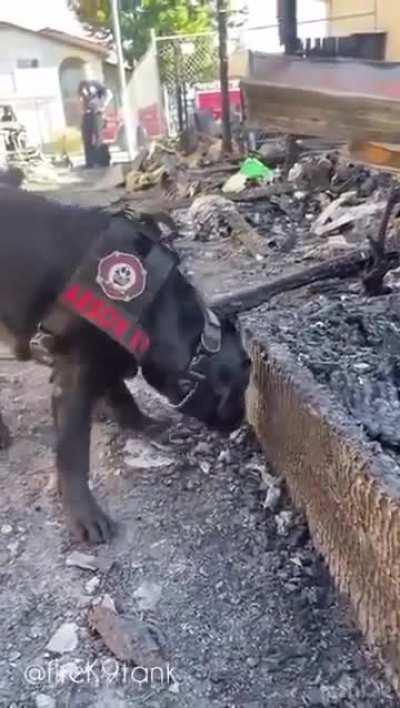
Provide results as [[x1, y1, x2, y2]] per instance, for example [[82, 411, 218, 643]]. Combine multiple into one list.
[[277, 0, 298, 55], [217, 0, 232, 153], [110, 0, 136, 160]]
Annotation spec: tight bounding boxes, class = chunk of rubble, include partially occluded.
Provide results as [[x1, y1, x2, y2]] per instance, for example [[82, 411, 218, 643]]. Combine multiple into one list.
[[289, 154, 334, 191], [222, 172, 247, 194], [123, 439, 174, 470], [189, 194, 266, 259], [35, 695, 56, 708], [92, 593, 118, 613], [46, 622, 79, 654], [312, 192, 386, 237], [275, 511, 295, 537], [89, 606, 164, 668], [101, 594, 117, 612], [66, 551, 98, 571], [85, 576, 101, 595], [263, 485, 282, 512], [133, 581, 162, 611]]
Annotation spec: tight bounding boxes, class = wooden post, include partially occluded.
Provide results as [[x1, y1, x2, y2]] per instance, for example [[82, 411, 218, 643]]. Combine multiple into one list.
[[278, 0, 299, 55], [217, 0, 232, 153], [110, 0, 136, 159]]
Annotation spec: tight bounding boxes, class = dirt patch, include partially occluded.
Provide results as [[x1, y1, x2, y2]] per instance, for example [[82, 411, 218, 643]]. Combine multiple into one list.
[[0, 359, 398, 706], [245, 285, 400, 460]]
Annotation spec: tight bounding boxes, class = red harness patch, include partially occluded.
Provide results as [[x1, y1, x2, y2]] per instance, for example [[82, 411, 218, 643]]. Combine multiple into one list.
[[53, 215, 179, 360], [60, 283, 150, 356]]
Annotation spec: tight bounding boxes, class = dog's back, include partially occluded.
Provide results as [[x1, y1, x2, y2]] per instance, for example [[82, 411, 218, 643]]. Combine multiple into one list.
[[0, 188, 108, 344]]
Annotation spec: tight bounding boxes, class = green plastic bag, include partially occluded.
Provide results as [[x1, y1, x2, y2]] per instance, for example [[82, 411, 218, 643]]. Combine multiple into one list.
[[240, 157, 273, 181]]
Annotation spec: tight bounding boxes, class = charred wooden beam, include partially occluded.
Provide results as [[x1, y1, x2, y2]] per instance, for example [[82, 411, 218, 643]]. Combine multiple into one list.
[[212, 250, 400, 316], [363, 186, 400, 296]]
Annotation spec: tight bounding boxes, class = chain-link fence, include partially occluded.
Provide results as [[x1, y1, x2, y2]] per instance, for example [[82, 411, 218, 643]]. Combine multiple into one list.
[[156, 32, 219, 135]]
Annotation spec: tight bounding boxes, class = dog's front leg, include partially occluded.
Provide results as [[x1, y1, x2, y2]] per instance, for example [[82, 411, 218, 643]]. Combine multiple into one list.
[[52, 355, 115, 544]]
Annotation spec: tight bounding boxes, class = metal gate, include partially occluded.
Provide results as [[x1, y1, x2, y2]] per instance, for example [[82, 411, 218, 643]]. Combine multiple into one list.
[[155, 32, 219, 135]]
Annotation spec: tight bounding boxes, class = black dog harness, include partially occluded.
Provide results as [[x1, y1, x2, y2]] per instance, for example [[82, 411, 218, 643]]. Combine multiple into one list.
[[52, 210, 222, 408]]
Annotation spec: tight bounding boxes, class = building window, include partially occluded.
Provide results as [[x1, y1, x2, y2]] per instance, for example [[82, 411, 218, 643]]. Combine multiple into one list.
[[17, 58, 39, 69]]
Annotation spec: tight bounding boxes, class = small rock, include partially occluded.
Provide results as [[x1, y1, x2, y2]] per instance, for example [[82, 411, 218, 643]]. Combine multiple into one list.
[[46, 622, 79, 654], [218, 449, 231, 464], [169, 681, 180, 694], [85, 577, 101, 595], [305, 686, 324, 706], [229, 428, 243, 442], [286, 582, 298, 593], [193, 441, 211, 456], [353, 362, 371, 374], [9, 650, 21, 662], [30, 625, 42, 639], [124, 439, 174, 469], [246, 656, 259, 668], [276, 511, 294, 536], [89, 606, 163, 668], [263, 485, 281, 512], [100, 594, 117, 613], [7, 540, 19, 556], [257, 466, 280, 489], [66, 551, 97, 571], [1, 524, 13, 535], [134, 581, 162, 611], [35, 695, 56, 708]]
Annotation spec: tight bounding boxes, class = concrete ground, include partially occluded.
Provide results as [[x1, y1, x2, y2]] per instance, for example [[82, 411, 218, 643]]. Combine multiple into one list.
[[0, 171, 398, 707]]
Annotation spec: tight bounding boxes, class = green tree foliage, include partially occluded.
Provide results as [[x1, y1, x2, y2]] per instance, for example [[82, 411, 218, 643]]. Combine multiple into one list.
[[69, 0, 214, 63]]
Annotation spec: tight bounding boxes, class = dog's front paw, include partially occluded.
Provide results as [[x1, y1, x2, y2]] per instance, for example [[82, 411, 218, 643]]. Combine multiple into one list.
[[0, 419, 11, 449], [64, 492, 116, 544]]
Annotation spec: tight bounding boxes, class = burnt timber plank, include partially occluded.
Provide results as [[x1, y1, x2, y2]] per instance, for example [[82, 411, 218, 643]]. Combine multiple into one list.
[[241, 78, 400, 143], [247, 340, 400, 694]]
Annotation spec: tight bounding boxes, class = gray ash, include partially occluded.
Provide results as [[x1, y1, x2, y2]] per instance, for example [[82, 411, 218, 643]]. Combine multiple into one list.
[[246, 291, 400, 452]]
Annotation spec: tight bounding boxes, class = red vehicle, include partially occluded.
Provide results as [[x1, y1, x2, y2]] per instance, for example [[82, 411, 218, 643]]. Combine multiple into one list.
[[195, 82, 242, 120], [101, 107, 124, 147], [101, 104, 165, 148]]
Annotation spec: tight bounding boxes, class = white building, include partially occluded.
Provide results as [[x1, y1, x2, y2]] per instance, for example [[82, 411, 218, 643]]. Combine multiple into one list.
[[0, 21, 109, 147]]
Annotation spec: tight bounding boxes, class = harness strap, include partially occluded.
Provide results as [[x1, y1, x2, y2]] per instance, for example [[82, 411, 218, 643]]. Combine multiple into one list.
[[43, 213, 178, 361]]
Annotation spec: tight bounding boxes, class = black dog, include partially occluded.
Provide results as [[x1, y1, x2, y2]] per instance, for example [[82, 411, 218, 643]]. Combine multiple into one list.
[[0, 186, 250, 543]]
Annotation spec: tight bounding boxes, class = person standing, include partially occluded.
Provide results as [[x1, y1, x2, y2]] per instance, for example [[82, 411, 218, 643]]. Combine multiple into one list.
[[78, 79, 113, 168]]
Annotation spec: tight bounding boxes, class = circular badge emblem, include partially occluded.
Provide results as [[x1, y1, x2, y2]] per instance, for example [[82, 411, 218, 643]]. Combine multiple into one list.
[[96, 251, 147, 302]]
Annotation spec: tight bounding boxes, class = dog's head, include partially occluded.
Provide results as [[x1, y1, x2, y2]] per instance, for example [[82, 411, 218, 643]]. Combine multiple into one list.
[[142, 268, 250, 433]]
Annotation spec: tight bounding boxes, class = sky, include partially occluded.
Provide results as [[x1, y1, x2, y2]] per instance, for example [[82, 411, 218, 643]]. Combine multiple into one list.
[[0, 0, 85, 34], [0, 0, 328, 50], [243, 0, 327, 51]]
